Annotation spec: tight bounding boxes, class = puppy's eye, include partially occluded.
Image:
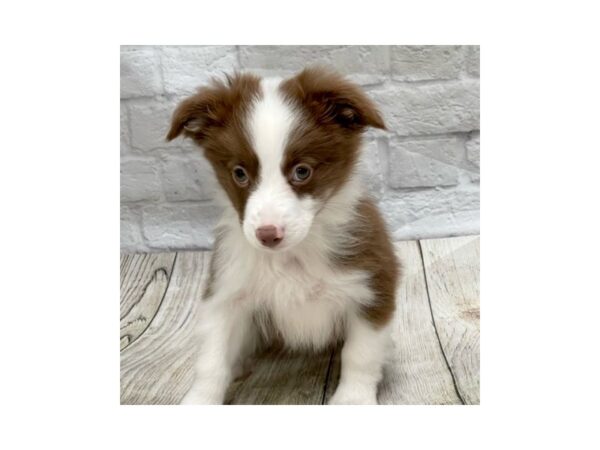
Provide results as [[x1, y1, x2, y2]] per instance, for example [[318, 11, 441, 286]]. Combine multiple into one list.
[[291, 164, 312, 184], [232, 165, 249, 187]]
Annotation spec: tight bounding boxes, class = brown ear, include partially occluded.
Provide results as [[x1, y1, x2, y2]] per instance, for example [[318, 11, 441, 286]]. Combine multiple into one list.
[[281, 67, 386, 131], [166, 88, 227, 142], [167, 73, 262, 142]]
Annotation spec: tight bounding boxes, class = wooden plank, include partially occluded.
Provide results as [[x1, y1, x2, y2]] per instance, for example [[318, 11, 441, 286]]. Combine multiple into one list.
[[324, 241, 462, 404], [322, 345, 341, 404], [225, 346, 334, 405], [121, 251, 332, 405], [378, 241, 463, 404], [120, 253, 177, 350], [420, 236, 480, 405], [120, 236, 480, 405], [120, 252, 209, 404]]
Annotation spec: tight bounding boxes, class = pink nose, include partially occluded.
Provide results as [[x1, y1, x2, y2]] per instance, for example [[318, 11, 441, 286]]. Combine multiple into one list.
[[255, 225, 284, 248]]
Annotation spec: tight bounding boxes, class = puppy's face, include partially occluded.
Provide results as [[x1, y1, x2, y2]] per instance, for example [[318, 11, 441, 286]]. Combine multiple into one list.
[[167, 68, 385, 252]]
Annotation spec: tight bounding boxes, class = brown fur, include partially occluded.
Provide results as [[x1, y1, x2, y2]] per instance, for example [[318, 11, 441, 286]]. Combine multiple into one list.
[[280, 68, 385, 201], [168, 67, 398, 326], [280, 67, 385, 131], [166, 73, 262, 221], [334, 198, 400, 327], [279, 68, 397, 326]]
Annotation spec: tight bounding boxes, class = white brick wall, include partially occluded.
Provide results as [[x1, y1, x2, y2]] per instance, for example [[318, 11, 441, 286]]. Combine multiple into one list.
[[120, 45, 480, 252]]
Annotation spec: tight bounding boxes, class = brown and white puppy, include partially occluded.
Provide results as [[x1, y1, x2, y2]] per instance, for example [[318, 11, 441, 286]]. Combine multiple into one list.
[[167, 67, 400, 404]]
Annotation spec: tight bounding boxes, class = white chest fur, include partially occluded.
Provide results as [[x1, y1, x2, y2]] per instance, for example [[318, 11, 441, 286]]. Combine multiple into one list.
[[248, 254, 371, 349], [213, 225, 374, 350]]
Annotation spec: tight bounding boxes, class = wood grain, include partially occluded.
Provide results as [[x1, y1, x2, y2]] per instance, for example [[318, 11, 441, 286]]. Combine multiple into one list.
[[420, 236, 480, 405], [225, 346, 335, 405], [120, 252, 209, 404], [120, 253, 177, 350], [375, 241, 463, 404], [119, 237, 480, 405]]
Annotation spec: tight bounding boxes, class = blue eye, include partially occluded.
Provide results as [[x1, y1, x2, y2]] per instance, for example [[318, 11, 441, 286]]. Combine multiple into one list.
[[292, 164, 312, 184], [232, 165, 249, 186]]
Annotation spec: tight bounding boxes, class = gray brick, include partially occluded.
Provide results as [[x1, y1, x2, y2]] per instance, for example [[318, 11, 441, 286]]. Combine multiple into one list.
[[120, 205, 147, 252], [176, 137, 203, 155], [386, 136, 474, 188], [394, 135, 467, 164], [386, 151, 458, 188], [121, 45, 152, 52], [142, 202, 220, 250], [161, 46, 239, 95], [120, 47, 163, 98], [466, 131, 480, 168], [380, 185, 480, 240], [240, 45, 390, 85], [359, 138, 386, 199], [129, 100, 177, 150], [121, 159, 162, 202], [370, 80, 480, 136], [160, 153, 218, 201], [391, 46, 463, 81], [465, 46, 480, 76], [120, 103, 130, 156]]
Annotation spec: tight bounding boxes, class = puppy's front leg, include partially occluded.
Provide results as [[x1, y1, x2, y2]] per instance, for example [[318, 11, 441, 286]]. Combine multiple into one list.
[[329, 314, 391, 405], [181, 296, 254, 405]]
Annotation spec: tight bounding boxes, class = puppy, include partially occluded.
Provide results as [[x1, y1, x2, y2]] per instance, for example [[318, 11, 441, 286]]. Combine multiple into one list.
[[167, 67, 400, 404]]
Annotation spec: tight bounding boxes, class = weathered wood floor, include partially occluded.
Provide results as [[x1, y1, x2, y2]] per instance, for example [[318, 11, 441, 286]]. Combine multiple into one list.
[[120, 235, 480, 405]]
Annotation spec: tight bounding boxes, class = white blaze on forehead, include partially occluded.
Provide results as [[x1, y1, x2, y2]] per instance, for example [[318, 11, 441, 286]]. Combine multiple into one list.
[[242, 77, 317, 251], [247, 78, 298, 177]]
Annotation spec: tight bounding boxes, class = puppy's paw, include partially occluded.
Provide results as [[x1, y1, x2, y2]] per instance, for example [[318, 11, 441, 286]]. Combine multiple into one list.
[[328, 386, 377, 405], [180, 386, 223, 405]]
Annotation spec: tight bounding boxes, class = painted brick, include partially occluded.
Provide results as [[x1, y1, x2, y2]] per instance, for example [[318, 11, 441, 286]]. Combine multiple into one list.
[[391, 45, 463, 81], [120, 205, 147, 252], [120, 103, 130, 156], [142, 202, 220, 250], [160, 153, 218, 202], [466, 131, 480, 168], [380, 185, 480, 240], [370, 80, 480, 136], [385, 136, 472, 188], [120, 158, 162, 202], [161, 46, 239, 95], [465, 45, 480, 76], [358, 138, 386, 199], [387, 206, 480, 241], [120, 47, 163, 98], [129, 100, 177, 151], [240, 45, 390, 85]]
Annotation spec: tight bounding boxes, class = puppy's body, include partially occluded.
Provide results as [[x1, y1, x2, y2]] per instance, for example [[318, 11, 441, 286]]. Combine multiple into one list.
[[167, 68, 400, 404]]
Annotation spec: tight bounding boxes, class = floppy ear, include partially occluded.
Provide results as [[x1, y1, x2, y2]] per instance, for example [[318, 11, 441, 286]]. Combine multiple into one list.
[[166, 88, 227, 142], [282, 67, 386, 131]]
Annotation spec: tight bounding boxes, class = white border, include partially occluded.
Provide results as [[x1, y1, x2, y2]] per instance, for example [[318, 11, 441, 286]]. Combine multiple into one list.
[[2, 1, 599, 448]]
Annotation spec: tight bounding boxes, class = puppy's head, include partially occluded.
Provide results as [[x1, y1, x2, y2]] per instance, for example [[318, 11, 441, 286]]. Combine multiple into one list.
[[167, 67, 385, 252]]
